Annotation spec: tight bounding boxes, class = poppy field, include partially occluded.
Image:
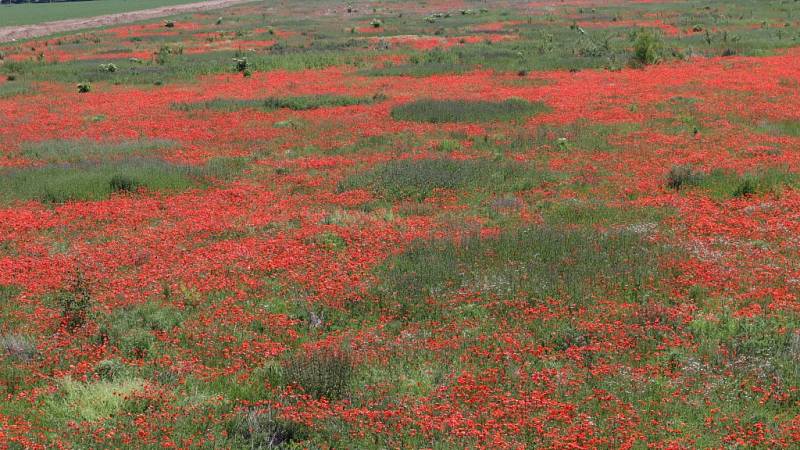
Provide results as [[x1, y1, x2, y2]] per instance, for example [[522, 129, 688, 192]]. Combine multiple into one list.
[[1, 0, 800, 448]]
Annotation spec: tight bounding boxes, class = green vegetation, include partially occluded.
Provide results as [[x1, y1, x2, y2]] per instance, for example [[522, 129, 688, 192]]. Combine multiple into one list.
[[0, 0, 211, 27], [281, 349, 354, 400], [44, 377, 144, 423], [96, 301, 184, 359], [631, 28, 665, 66], [700, 167, 800, 199], [376, 225, 661, 319], [20, 138, 176, 163], [758, 119, 800, 137], [391, 98, 548, 123], [173, 94, 383, 113], [0, 80, 33, 98], [0, 157, 245, 203], [338, 158, 554, 201], [668, 165, 799, 199], [2, 49, 376, 86]]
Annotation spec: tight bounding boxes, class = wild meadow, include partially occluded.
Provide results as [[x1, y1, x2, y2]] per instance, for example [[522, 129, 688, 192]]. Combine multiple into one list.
[[1, 0, 800, 448]]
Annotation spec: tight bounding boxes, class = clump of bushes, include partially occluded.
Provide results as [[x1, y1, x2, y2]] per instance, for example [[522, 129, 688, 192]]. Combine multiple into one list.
[[77, 82, 91, 93]]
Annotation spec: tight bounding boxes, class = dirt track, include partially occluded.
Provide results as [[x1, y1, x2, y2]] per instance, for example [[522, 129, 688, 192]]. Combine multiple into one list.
[[0, 0, 258, 43]]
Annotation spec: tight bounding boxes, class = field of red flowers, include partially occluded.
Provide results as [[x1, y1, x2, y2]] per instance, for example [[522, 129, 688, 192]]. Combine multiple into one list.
[[1, 0, 800, 448]]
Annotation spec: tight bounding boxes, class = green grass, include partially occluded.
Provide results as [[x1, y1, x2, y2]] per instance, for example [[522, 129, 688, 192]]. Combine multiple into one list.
[[44, 377, 144, 423], [281, 349, 354, 400], [173, 94, 383, 113], [375, 225, 662, 320], [0, 0, 212, 28], [758, 119, 800, 137], [391, 98, 548, 123], [540, 200, 667, 227], [699, 167, 799, 200], [665, 165, 800, 199], [0, 80, 34, 98], [96, 301, 184, 359], [2, 48, 375, 85], [338, 158, 554, 201], [20, 138, 176, 163], [0, 157, 245, 204]]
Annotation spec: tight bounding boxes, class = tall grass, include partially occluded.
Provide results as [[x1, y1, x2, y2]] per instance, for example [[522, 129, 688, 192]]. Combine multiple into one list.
[[376, 226, 661, 319], [45, 377, 144, 423], [21, 139, 176, 164], [391, 98, 548, 123], [173, 94, 382, 113], [0, 157, 246, 204], [0, 81, 33, 99], [667, 166, 800, 199], [338, 158, 554, 201]]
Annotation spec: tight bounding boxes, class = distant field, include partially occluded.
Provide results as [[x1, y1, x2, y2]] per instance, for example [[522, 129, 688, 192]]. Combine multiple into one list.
[[0, 0, 208, 27]]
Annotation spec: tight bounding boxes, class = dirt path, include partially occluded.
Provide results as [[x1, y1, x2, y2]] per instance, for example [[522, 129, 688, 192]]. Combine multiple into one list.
[[0, 0, 259, 43]]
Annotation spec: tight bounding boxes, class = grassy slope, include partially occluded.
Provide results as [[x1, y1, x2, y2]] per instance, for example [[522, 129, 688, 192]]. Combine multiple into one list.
[[0, 0, 209, 27]]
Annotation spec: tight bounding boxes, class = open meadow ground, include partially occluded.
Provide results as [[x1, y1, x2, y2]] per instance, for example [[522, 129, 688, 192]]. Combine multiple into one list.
[[0, 0, 220, 28], [1, 0, 800, 448]]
